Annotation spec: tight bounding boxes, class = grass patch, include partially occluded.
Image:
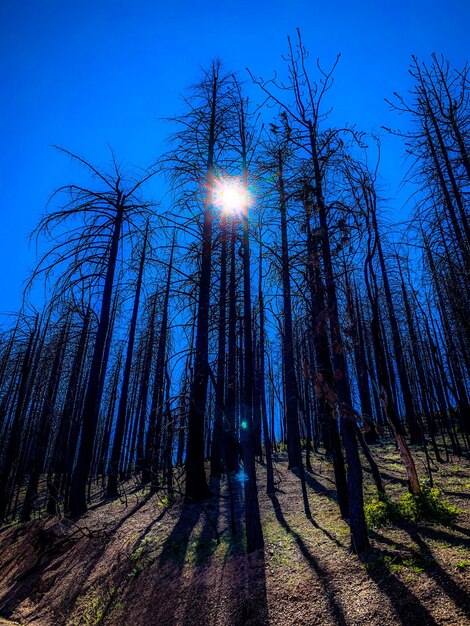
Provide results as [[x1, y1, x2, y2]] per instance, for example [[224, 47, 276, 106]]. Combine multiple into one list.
[[70, 586, 121, 626], [364, 551, 429, 575], [129, 536, 157, 576]]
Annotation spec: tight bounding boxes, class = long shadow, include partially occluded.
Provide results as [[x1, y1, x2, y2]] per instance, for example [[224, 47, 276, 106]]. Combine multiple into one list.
[[443, 491, 470, 499], [374, 471, 408, 486], [309, 516, 344, 548], [451, 524, 470, 537], [240, 551, 269, 626], [158, 503, 202, 568], [370, 523, 470, 622], [0, 492, 154, 621], [269, 494, 443, 626], [94, 499, 177, 625], [367, 529, 414, 553], [0, 520, 43, 577], [97, 497, 203, 626], [131, 501, 202, 625], [304, 472, 339, 504], [307, 459, 337, 486], [403, 526, 470, 620], [366, 514, 469, 626], [364, 557, 440, 626], [230, 473, 269, 626], [128, 497, 176, 556], [181, 477, 222, 626], [269, 494, 349, 626], [415, 524, 470, 549]]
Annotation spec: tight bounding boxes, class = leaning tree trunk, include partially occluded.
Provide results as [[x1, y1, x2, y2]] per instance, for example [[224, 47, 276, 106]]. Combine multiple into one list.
[[424, 235, 470, 437], [365, 252, 421, 495], [372, 211, 422, 443], [398, 259, 443, 463]]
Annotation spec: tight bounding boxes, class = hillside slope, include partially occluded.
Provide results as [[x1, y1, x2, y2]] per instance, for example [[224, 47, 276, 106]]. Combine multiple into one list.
[[0, 444, 469, 626]]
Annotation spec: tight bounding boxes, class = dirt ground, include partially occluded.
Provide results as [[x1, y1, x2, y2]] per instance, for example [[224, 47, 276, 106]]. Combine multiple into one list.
[[0, 441, 468, 626]]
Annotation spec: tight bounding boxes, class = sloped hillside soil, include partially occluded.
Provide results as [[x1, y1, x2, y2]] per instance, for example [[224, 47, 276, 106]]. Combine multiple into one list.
[[0, 442, 468, 626]]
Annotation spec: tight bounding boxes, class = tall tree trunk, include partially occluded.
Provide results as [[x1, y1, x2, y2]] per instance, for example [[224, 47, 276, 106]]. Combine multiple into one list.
[[365, 253, 421, 495], [277, 153, 302, 470], [185, 69, 219, 502], [258, 236, 275, 494], [308, 126, 369, 553], [0, 317, 38, 521], [106, 228, 148, 497], [225, 219, 240, 473], [371, 211, 422, 443], [22, 323, 69, 521], [211, 214, 227, 477], [143, 236, 175, 486], [239, 98, 264, 550], [68, 200, 124, 517], [303, 188, 349, 519]]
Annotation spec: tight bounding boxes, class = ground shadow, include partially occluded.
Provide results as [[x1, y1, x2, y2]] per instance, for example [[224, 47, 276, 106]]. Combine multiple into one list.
[[364, 556, 441, 626], [443, 491, 470, 499], [404, 526, 470, 620], [180, 477, 222, 626], [309, 515, 344, 548], [0, 491, 155, 622], [269, 493, 349, 626], [416, 524, 470, 549], [304, 471, 339, 504]]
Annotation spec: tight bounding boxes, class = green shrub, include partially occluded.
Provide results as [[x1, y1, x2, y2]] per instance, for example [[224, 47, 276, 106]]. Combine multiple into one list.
[[364, 494, 399, 528], [365, 486, 460, 528], [397, 486, 460, 525]]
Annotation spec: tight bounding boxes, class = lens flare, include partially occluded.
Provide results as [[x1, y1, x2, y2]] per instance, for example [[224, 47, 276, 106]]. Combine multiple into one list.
[[214, 179, 247, 214]]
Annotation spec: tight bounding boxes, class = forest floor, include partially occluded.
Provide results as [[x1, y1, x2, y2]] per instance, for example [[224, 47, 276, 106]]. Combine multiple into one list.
[[0, 440, 469, 626]]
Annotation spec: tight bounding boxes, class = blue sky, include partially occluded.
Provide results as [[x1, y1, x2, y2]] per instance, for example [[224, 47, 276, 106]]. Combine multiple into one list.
[[0, 0, 469, 314]]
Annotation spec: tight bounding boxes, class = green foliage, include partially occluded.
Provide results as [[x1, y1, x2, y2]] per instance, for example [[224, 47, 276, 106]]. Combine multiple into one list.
[[364, 550, 430, 575], [396, 485, 460, 525], [389, 557, 425, 574], [456, 559, 470, 570], [82, 594, 105, 625], [364, 555, 425, 574], [365, 486, 460, 528], [364, 494, 400, 528], [129, 536, 155, 576], [71, 587, 118, 626]]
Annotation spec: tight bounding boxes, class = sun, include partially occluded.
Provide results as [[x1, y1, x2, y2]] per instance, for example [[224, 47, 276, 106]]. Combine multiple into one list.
[[214, 179, 247, 214]]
